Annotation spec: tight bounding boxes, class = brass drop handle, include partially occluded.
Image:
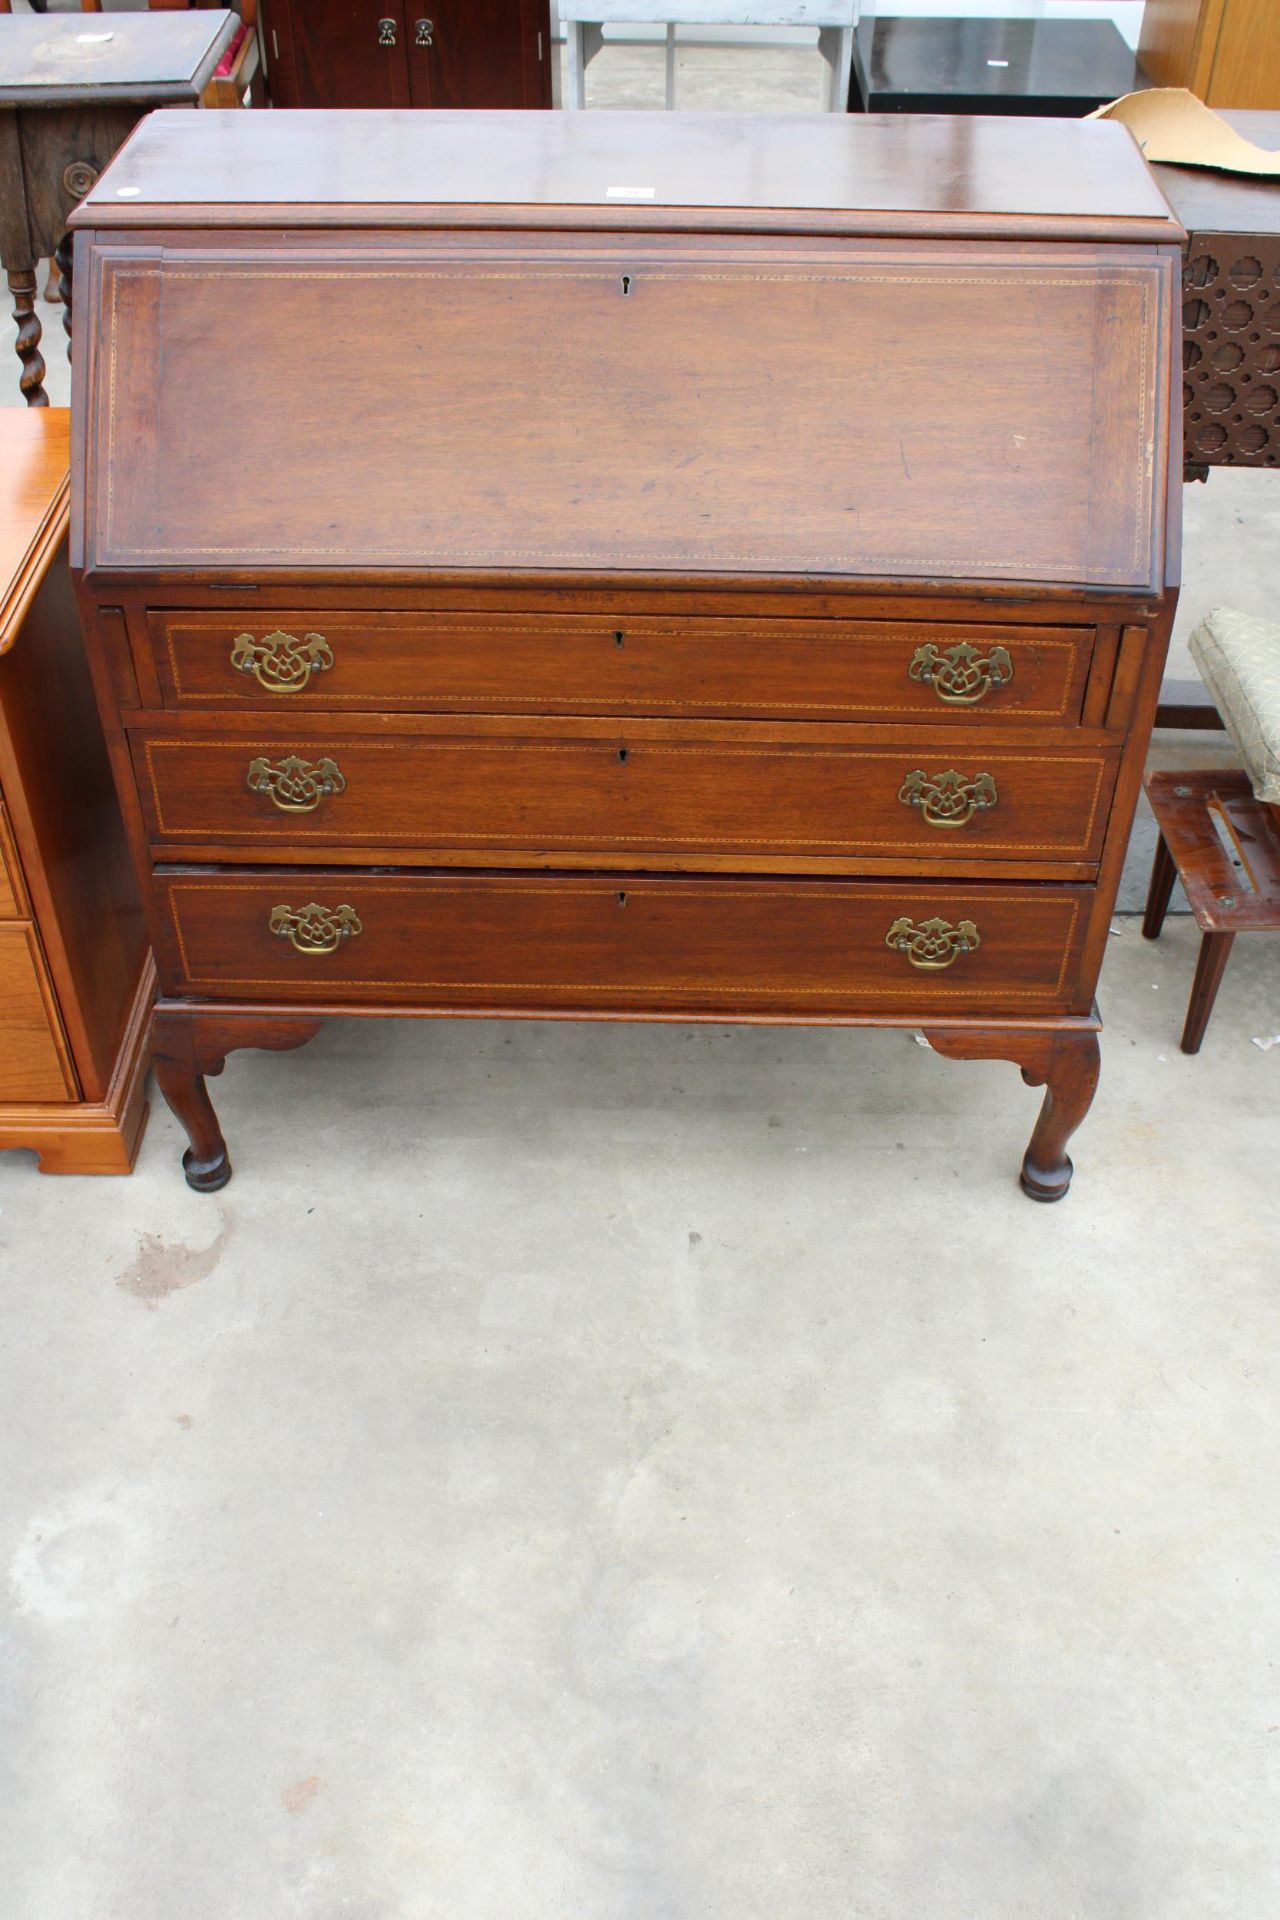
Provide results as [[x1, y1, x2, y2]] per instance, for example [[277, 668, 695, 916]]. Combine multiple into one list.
[[231, 630, 334, 694], [247, 754, 346, 813], [378, 17, 397, 46], [908, 641, 1013, 705], [897, 768, 998, 829], [885, 916, 981, 971], [269, 903, 362, 955], [415, 17, 434, 45]]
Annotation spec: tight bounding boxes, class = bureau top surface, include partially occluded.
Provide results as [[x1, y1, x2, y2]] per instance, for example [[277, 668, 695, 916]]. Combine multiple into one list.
[[74, 108, 1181, 241], [0, 12, 239, 107], [0, 409, 68, 658], [74, 114, 1180, 592]]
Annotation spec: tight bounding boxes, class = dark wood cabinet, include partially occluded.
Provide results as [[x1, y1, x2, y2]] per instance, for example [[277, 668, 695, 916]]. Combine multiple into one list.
[[261, 0, 551, 110]]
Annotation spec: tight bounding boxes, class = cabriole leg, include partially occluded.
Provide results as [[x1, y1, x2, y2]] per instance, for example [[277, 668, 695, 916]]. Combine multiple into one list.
[[152, 1007, 325, 1192], [1017, 1031, 1102, 1202], [923, 1025, 1102, 1203]]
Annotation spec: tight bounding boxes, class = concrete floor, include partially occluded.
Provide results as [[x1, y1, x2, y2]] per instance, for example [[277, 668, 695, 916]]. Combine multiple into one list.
[[3, 47, 1280, 1919]]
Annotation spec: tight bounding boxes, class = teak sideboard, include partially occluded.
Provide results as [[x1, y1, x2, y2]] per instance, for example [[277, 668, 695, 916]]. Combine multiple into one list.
[[69, 110, 1182, 1198], [0, 408, 152, 1174]]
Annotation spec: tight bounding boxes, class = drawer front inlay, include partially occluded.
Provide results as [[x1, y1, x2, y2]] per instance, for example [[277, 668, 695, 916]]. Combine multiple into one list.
[[153, 870, 1091, 1015], [133, 730, 1118, 865], [148, 611, 1095, 725]]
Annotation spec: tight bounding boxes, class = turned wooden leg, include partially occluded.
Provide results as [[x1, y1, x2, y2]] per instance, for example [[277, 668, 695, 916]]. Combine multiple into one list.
[[7, 267, 48, 407], [923, 1025, 1102, 1202], [1181, 930, 1235, 1056], [1142, 830, 1178, 940], [152, 1006, 324, 1192], [54, 233, 73, 352]]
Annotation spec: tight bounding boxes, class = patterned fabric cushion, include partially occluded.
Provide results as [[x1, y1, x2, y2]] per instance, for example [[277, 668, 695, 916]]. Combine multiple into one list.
[[1188, 607, 1280, 804]]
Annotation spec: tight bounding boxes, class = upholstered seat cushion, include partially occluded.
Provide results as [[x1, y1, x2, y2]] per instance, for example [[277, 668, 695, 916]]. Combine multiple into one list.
[[1188, 607, 1280, 804]]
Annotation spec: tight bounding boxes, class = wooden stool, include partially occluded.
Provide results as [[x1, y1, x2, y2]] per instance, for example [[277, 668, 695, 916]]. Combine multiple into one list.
[[1142, 770, 1280, 1053], [0, 9, 241, 405]]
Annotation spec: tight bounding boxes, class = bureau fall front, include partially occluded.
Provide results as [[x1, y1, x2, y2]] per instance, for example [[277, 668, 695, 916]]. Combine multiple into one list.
[[69, 109, 1182, 1196]]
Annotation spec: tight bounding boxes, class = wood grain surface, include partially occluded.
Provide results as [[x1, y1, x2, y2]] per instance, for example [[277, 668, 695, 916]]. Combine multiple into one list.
[[147, 608, 1096, 722], [130, 725, 1120, 866], [152, 868, 1094, 1015], [85, 240, 1171, 589]]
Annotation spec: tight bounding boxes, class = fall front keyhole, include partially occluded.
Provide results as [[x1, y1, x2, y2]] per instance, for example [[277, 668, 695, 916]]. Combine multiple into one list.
[[620, 274, 633, 296]]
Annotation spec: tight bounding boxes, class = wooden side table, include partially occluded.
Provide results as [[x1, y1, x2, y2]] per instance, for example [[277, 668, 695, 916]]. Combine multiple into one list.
[[0, 9, 239, 405], [0, 409, 153, 1175], [561, 0, 857, 111], [1142, 770, 1280, 1053]]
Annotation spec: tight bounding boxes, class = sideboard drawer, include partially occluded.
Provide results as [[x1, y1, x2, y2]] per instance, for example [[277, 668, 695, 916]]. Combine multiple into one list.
[[147, 610, 1095, 725], [153, 870, 1092, 1016], [133, 730, 1119, 866], [0, 925, 77, 1102]]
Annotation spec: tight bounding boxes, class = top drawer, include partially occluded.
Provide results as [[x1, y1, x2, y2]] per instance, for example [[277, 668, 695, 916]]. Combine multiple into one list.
[[147, 610, 1094, 725]]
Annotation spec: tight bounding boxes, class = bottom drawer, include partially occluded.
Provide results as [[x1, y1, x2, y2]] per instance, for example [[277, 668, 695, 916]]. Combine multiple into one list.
[[154, 871, 1093, 1017], [0, 924, 77, 1102]]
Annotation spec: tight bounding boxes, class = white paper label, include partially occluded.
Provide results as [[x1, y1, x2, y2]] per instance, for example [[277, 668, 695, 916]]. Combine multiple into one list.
[[606, 186, 656, 200]]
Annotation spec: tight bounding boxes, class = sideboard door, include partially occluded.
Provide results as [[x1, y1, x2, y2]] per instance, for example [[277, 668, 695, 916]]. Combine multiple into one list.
[[265, 0, 413, 109], [409, 0, 550, 108]]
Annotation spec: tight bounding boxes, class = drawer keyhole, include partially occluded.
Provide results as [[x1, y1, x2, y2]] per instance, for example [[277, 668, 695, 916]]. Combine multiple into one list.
[[617, 891, 628, 907], [614, 629, 625, 647], [617, 747, 629, 764], [620, 274, 633, 297]]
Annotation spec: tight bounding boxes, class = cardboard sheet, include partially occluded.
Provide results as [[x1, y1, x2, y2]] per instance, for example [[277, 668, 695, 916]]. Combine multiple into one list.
[[1091, 88, 1280, 176]]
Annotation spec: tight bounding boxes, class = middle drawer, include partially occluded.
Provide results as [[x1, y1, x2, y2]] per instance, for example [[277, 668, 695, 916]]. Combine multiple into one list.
[[130, 725, 1118, 869]]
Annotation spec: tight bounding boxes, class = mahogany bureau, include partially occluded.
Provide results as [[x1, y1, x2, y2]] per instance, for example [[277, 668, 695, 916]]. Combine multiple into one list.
[[69, 109, 1182, 1198]]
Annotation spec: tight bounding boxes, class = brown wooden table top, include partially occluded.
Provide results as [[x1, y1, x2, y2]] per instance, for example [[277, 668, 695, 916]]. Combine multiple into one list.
[[75, 108, 1183, 243], [0, 407, 67, 657], [0, 11, 238, 108]]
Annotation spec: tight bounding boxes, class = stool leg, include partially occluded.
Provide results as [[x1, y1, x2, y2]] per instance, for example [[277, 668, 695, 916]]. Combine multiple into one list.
[[1142, 830, 1178, 940], [1181, 930, 1235, 1055], [7, 267, 48, 407]]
